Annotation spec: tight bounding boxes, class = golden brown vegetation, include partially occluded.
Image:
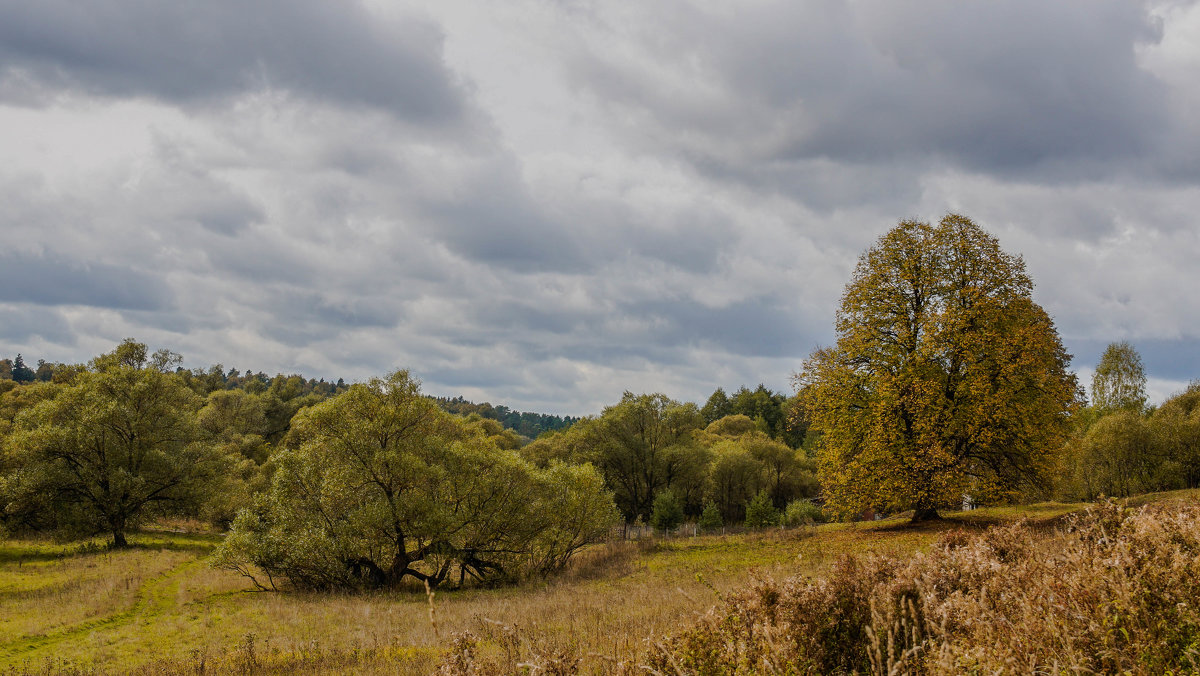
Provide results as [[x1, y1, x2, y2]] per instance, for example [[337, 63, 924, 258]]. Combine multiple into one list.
[[651, 496, 1200, 674], [4, 493, 1199, 675]]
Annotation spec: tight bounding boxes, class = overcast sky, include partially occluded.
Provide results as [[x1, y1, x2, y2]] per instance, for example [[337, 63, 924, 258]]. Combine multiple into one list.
[[2, 0, 1198, 415]]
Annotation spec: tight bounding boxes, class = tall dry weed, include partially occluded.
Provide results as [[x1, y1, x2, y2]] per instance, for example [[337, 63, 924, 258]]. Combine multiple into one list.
[[650, 499, 1200, 675]]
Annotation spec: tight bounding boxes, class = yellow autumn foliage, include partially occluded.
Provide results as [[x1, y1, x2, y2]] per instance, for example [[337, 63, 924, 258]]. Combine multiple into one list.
[[796, 215, 1082, 520]]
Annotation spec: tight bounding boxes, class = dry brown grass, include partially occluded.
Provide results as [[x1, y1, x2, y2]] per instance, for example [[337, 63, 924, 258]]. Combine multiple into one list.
[[0, 519, 960, 675]]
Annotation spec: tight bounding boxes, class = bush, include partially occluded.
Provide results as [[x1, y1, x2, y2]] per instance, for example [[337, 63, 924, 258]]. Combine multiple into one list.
[[653, 499, 1200, 675], [743, 490, 778, 528], [697, 501, 722, 531], [650, 490, 684, 532], [782, 499, 826, 526]]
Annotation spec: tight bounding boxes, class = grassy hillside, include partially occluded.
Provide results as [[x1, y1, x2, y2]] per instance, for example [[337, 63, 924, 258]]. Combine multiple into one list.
[[3, 492, 1197, 674]]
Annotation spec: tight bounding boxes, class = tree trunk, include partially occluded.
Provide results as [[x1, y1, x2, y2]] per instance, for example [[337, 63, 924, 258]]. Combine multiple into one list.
[[346, 557, 387, 588], [111, 530, 128, 548], [911, 506, 941, 523]]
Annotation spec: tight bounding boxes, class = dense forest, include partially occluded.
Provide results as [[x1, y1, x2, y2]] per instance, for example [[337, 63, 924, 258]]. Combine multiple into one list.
[[431, 396, 579, 439], [5, 336, 1195, 542], [0, 346, 811, 539], [0, 340, 816, 589]]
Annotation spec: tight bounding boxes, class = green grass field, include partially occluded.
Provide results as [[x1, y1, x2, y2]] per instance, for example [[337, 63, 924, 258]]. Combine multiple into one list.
[[4, 491, 1197, 674]]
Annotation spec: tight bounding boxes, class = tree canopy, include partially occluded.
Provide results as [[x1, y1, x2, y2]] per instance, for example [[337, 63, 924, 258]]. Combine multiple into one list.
[[798, 215, 1081, 520], [1092, 341, 1147, 414], [212, 371, 617, 590], [7, 341, 225, 545], [562, 393, 706, 523]]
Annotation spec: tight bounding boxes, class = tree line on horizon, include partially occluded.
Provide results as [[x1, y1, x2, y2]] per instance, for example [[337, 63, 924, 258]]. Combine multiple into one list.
[[2, 356, 585, 442]]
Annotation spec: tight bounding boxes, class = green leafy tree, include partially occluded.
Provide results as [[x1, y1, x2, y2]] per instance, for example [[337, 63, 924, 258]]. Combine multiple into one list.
[[520, 428, 576, 467], [195, 389, 272, 527], [731, 385, 786, 438], [705, 440, 764, 523], [1092, 341, 1147, 413], [11, 342, 222, 546], [705, 414, 757, 438], [575, 393, 705, 522], [213, 371, 617, 590], [258, 375, 324, 444], [526, 461, 621, 574], [1073, 411, 1161, 497], [744, 434, 819, 508], [463, 414, 524, 450], [778, 395, 808, 448], [782, 499, 826, 526], [1063, 382, 1200, 499], [798, 215, 1081, 521], [1152, 383, 1200, 488], [650, 489, 685, 532], [0, 381, 63, 534]]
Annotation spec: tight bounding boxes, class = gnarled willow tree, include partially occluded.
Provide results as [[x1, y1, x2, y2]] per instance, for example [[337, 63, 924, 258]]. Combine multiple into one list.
[[212, 370, 617, 590], [797, 215, 1081, 521]]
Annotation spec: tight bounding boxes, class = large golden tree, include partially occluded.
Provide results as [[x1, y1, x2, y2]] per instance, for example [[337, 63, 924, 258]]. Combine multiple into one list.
[[798, 215, 1081, 520]]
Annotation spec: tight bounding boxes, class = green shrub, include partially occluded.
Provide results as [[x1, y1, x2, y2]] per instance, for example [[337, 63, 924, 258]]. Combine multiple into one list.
[[782, 499, 826, 526], [743, 490, 778, 528], [650, 489, 684, 532], [697, 501, 723, 531]]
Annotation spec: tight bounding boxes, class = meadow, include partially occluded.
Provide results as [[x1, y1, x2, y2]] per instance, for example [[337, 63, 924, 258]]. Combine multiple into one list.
[[0, 492, 1135, 675]]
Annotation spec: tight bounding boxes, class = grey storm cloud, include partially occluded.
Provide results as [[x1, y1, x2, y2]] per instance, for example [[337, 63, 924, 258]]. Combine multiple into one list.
[[0, 250, 172, 311], [135, 147, 266, 236], [622, 296, 810, 359], [417, 156, 738, 275], [0, 305, 74, 345], [1, 0, 1199, 415], [0, 0, 466, 123], [568, 0, 1169, 178], [426, 185, 592, 273]]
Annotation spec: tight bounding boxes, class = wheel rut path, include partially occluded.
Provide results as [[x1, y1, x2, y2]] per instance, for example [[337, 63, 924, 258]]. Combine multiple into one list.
[[0, 554, 208, 662]]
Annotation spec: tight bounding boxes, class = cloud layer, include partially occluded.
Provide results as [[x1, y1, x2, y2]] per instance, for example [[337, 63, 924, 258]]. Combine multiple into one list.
[[2, 0, 1198, 414]]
